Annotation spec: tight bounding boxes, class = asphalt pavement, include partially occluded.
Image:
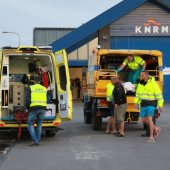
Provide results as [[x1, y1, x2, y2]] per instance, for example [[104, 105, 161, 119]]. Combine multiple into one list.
[[0, 100, 170, 170]]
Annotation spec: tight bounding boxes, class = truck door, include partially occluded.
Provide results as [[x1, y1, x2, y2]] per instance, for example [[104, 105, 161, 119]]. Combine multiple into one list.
[[54, 49, 72, 120]]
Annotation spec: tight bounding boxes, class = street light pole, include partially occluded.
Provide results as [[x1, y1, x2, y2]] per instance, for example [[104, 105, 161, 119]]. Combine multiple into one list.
[[2, 31, 20, 46]]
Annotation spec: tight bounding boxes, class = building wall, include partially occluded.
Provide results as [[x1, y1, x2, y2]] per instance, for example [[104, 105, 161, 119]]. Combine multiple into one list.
[[33, 28, 98, 64], [99, 25, 110, 49], [69, 68, 82, 80], [69, 68, 83, 99], [109, 1, 170, 102], [68, 37, 98, 62], [33, 28, 74, 46], [110, 1, 170, 37]]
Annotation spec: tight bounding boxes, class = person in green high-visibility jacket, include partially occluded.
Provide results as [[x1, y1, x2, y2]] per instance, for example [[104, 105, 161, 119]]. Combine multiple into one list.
[[105, 77, 117, 134], [135, 71, 164, 143], [26, 75, 47, 146], [117, 55, 146, 84]]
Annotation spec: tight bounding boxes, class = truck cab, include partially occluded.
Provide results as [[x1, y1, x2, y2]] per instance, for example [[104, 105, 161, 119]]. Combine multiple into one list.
[[84, 49, 163, 130], [0, 46, 72, 136]]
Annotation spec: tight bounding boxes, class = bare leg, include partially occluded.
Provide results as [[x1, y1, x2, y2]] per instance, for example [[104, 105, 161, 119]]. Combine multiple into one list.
[[153, 126, 161, 138], [119, 121, 125, 135], [147, 116, 154, 140], [110, 117, 116, 133], [106, 117, 112, 133], [142, 117, 149, 125]]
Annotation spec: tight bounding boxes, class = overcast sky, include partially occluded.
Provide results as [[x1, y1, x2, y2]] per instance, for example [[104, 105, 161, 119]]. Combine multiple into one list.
[[0, 0, 122, 48]]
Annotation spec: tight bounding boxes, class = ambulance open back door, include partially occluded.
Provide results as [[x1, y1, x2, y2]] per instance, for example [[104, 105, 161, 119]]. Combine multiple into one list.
[[55, 49, 72, 121]]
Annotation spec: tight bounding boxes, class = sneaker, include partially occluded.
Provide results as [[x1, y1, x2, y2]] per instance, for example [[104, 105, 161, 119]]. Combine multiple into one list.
[[105, 131, 110, 134], [116, 133, 125, 137], [111, 131, 119, 135], [29, 142, 40, 146]]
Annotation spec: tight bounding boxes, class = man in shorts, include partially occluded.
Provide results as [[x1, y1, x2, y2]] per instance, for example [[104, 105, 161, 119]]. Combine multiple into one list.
[[112, 75, 127, 137], [135, 71, 164, 143]]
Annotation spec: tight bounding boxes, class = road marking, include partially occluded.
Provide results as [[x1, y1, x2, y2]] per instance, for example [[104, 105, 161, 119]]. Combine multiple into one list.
[[73, 146, 99, 160], [69, 136, 101, 160], [2, 147, 10, 155], [0, 139, 16, 155]]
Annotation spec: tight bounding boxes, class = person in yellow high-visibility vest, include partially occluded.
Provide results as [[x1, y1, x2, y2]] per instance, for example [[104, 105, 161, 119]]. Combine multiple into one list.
[[26, 75, 47, 146], [135, 71, 164, 143], [117, 55, 146, 84], [105, 77, 117, 134]]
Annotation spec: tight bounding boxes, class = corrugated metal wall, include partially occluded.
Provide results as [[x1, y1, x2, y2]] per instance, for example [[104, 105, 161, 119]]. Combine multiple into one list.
[[110, 1, 170, 36], [33, 28, 74, 46]]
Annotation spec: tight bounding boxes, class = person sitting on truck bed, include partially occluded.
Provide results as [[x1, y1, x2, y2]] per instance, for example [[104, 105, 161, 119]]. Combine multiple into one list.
[[116, 55, 146, 84]]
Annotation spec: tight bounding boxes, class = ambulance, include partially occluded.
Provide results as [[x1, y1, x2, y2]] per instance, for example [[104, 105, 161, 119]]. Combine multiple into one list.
[[0, 46, 72, 137]]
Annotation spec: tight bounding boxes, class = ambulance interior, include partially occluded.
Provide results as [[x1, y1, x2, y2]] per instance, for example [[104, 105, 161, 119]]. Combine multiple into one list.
[[1, 54, 57, 122], [99, 54, 160, 94]]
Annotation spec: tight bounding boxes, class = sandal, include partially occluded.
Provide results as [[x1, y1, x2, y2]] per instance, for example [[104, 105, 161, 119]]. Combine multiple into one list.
[[154, 127, 161, 138], [111, 131, 119, 135], [146, 138, 155, 143], [116, 133, 125, 137], [105, 131, 110, 134]]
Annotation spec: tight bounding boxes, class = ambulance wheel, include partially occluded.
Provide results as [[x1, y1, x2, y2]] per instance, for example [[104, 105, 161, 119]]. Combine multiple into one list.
[[46, 130, 56, 137], [91, 102, 102, 130], [84, 108, 91, 124]]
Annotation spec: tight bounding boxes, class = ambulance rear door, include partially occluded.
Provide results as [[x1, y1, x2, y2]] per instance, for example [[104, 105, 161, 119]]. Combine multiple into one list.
[[54, 49, 72, 121]]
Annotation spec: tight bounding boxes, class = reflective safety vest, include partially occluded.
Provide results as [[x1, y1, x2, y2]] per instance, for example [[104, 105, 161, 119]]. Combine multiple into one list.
[[135, 77, 164, 107], [30, 84, 47, 107], [123, 56, 145, 70], [106, 82, 115, 101]]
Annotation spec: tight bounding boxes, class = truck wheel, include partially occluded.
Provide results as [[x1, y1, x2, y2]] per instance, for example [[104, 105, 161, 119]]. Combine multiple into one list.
[[84, 108, 91, 124], [46, 130, 56, 137], [91, 115, 102, 130], [143, 123, 147, 130], [91, 101, 102, 130]]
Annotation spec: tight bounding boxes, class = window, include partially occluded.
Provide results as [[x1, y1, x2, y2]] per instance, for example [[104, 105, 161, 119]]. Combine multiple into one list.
[[3, 66, 7, 75], [59, 65, 67, 91]]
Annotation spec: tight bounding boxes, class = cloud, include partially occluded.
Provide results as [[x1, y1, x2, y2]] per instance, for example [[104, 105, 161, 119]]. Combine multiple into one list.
[[0, 0, 122, 47]]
